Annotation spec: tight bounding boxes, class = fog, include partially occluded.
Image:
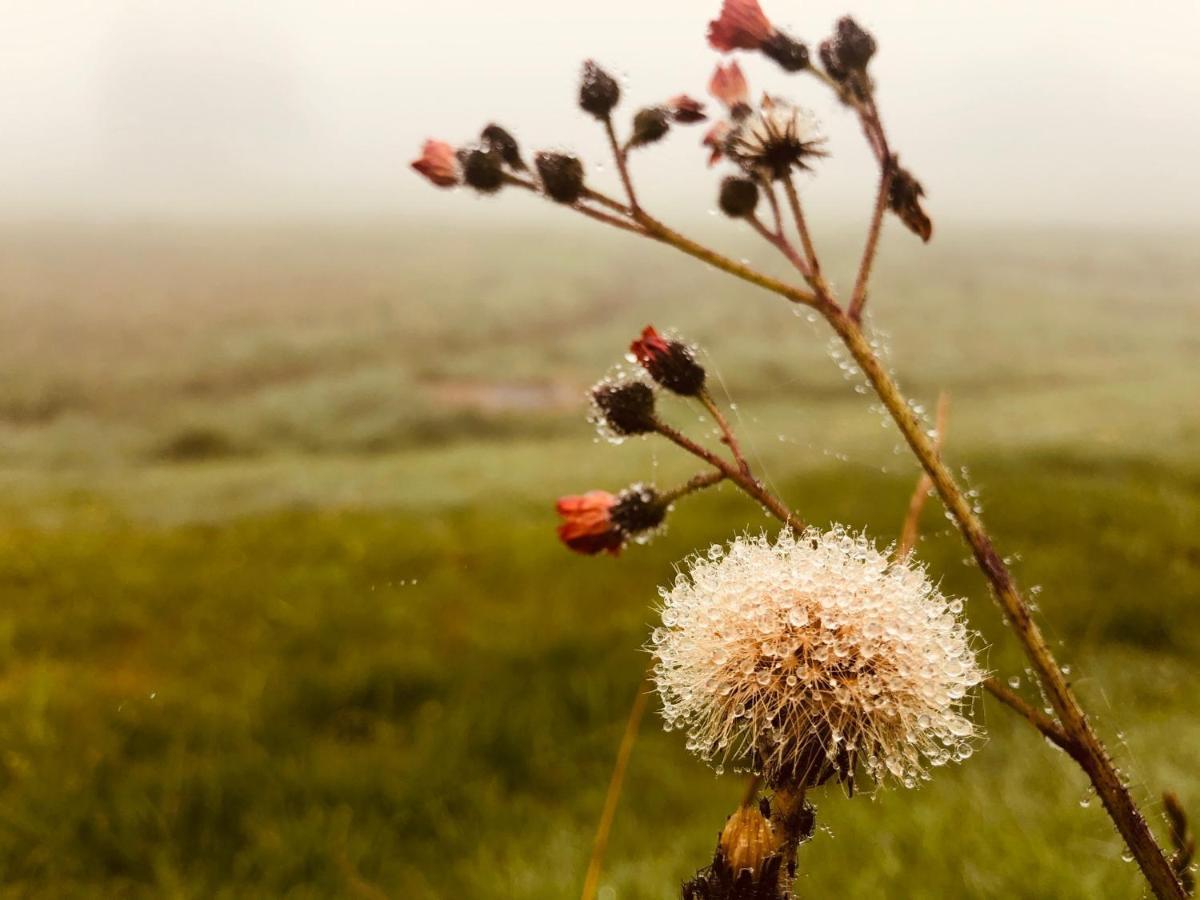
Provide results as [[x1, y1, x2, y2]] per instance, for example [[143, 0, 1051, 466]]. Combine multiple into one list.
[[3, 0, 1198, 226]]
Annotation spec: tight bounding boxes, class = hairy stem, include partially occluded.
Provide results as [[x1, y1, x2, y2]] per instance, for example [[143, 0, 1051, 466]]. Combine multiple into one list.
[[781, 175, 824, 291], [699, 390, 751, 476], [604, 116, 639, 211], [848, 160, 894, 322]]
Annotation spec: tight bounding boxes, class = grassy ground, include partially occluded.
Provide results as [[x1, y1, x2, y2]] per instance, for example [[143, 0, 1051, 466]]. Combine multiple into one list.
[[0, 223, 1197, 896]]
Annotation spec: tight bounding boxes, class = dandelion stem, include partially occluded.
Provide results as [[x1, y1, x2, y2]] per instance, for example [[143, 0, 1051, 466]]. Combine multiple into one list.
[[580, 674, 651, 900]]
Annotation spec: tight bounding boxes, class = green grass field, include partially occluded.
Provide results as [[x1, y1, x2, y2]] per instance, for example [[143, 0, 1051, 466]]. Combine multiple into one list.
[[0, 222, 1197, 897]]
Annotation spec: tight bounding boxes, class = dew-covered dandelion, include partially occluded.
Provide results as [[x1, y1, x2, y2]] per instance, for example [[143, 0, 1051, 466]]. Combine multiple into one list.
[[652, 528, 984, 791]]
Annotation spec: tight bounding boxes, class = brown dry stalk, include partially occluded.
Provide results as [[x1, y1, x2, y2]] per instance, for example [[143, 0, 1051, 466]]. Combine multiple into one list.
[[580, 675, 651, 900], [897, 390, 950, 559]]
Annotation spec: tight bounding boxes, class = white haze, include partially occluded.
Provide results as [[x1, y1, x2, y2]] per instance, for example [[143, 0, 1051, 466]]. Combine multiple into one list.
[[2, 0, 1198, 227]]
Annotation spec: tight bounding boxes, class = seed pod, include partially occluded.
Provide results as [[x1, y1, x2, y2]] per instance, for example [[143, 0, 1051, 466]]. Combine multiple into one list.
[[718, 176, 760, 219], [834, 16, 876, 72], [481, 123, 526, 171], [889, 166, 933, 243], [579, 60, 621, 119], [629, 107, 671, 148], [457, 146, 505, 193], [534, 152, 585, 204]]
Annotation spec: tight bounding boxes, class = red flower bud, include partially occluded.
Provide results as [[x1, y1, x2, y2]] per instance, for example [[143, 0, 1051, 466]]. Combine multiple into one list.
[[666, 94, 708, 124], [556, 491, 623, 555], [702, 122, 732, 167], [410, 139, 459, 188], [630, 326, 706, 396], [707, 0, 773, 52]]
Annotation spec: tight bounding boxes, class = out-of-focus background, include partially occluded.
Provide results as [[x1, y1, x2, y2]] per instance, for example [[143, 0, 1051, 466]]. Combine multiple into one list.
[[1, 2, 1198, 898]]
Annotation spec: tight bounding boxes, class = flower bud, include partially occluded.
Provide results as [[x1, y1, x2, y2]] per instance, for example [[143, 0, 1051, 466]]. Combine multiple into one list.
[[631, 326, 707, 396], [534, 152, 585, 204], [760, 31, 809, 72], [610, 484, 667, 536], [410, 139, 460, 188], [579, 60, 621, 119], [457, 146, 505, 194], [718, 176, 759, 219], [665, 94, 708, 124], [834, 16, 876, 72], [591, 381, 657, 436], [818, 38, 848, 82], [629, 107, 671, 148], [719, 804, 776, 877], [481, 123, 526, 171]]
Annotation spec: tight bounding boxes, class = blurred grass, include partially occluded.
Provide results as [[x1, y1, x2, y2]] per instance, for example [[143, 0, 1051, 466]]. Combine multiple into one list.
[[0, 223, 1197, 896]]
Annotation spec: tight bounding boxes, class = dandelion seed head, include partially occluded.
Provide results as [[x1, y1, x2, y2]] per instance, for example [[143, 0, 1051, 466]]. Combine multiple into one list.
[[725, 97, 826, 180], [651, 527, 985, 790]]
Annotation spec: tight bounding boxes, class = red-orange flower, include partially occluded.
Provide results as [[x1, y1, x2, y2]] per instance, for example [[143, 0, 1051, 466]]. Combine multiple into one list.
[[707, 0, 773, 52], [708, 62, 749, 111], [556, 491, 623, 555], [411, 140, 459, 188]]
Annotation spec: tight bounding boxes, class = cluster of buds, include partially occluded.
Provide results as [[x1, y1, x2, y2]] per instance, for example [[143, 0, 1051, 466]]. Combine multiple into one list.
[[555, 326, 712, 555], [707, 0, 809, 73], [579, 59, 709, 153], [411, 123, 528, 194]]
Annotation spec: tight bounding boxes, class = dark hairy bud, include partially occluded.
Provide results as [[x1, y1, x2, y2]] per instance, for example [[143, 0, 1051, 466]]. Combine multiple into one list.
[[630, 326, 707, 396], [889, 166, 933, 243], [760, 32, 809, 72], [834, 16, 876, 71], [579, 60, 621, 119], [718, 176, 759, 219], [592, 381, 657, 435], [481, 124, 526, 171], [610, 484, 667, 535], [629, 107, 671, 148], [457, 146, 505, 193], [534, 152, 585, 204], [818, 38, 848, 82]]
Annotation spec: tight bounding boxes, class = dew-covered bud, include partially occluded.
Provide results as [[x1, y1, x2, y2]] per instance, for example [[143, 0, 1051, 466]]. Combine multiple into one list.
[[834, 16, 876, 72], [591, 380, 657, 436], [818, 38, 847, 82], [760, 31, 809, 72], [481, 123, 526, 171], [630, 326, 707, 396], [580, 60, 621, 119], [457, 146, 505, 193], [534, 152, 585, 204], [683, 802, 785, 900], [629, 107, 671, 148], [719, 804, 777, 878], [718, 176, 760, 219], [610, 483, 667, 536]]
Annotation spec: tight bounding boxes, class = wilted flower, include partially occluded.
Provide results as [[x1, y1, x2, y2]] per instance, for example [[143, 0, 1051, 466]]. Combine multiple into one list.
[[630, 326, 707, 396], [666, 95, 708, 124], [410, 139, 459, 188], [725, 96, 826, 181], [718, 176, 760, 219], [707, 0, 809, 72], [481, 124, 526, 171], [580, 60, 621, 119], [534, 152, 585, 203], [889, 165, 933, 243], [651, 528, 984, 790], [591, 379, 657, 436], [556, 484, 667, 555], [708, 62, 750, 113]]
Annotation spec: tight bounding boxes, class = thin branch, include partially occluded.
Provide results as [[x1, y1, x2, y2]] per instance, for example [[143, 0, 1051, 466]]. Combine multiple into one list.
[[573, 204, 647, 235], [699, 389, 751, 476], [604, 116, 639, 211], [746, 213, 812, 278], [780, 174, 825, 290], [660, 469, 726, 505], [580, 674, 651, 900], [652, 419, 803, 533], [897, 391, 950, 559], [983, 676, 1079, 760], [848, 160, 894, 322]]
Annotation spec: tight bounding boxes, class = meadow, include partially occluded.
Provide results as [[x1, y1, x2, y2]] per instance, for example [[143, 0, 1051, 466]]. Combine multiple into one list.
[[0, 221, 1197, 897]]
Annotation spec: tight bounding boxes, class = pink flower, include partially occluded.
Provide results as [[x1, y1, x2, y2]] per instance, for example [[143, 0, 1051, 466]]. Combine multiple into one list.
[[556, 491, 624, 556], [707, 0, 773, 52], [410, 140, 459, 188], [708, 62, 749, 110], [702, 121, 731, 167]]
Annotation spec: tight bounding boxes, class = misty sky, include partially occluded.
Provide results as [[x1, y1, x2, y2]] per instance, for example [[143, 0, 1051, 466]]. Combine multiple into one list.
[[2, 0, 1199, 226]]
